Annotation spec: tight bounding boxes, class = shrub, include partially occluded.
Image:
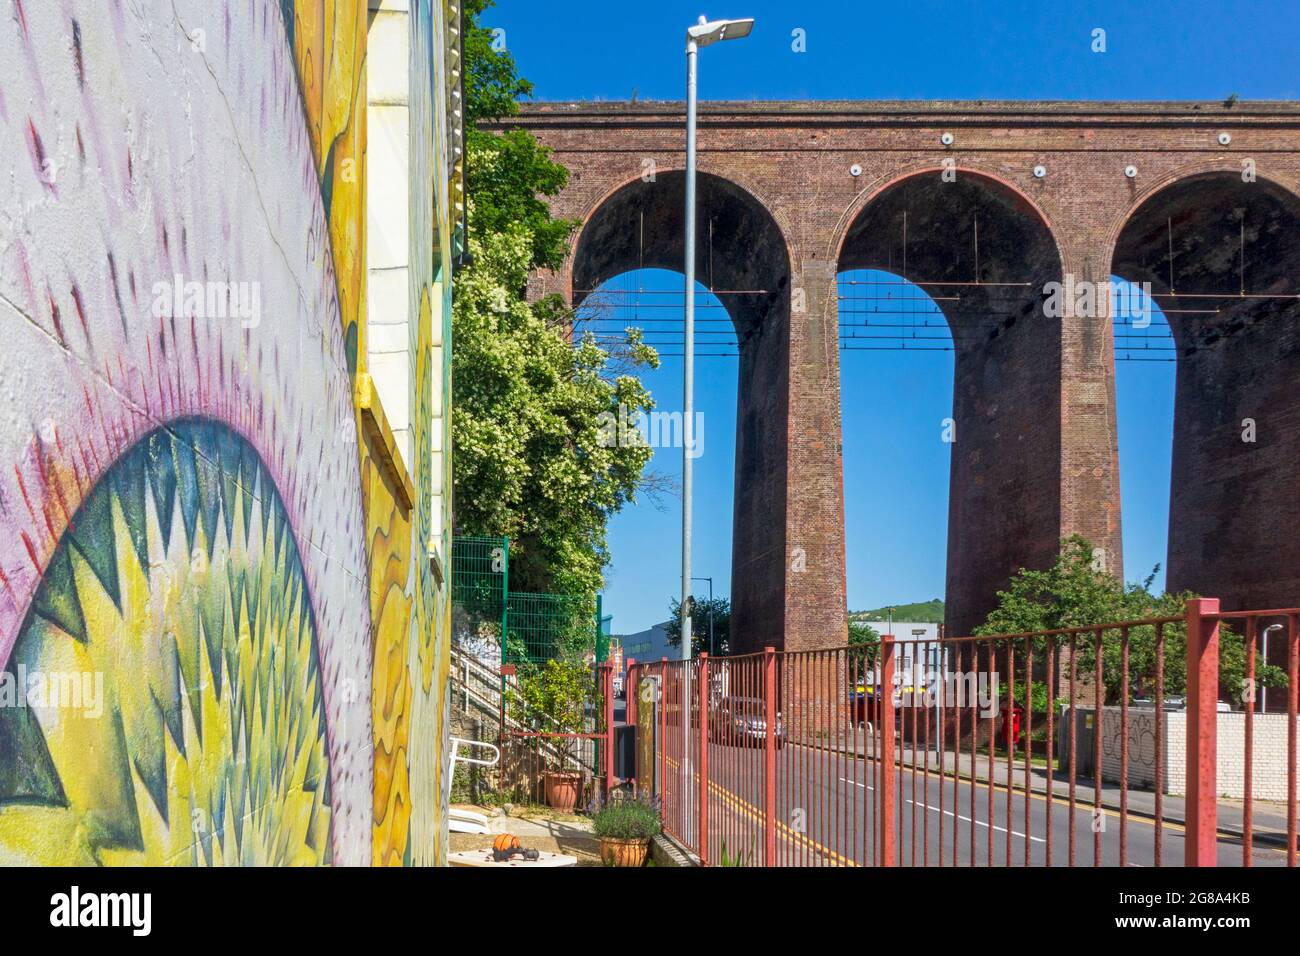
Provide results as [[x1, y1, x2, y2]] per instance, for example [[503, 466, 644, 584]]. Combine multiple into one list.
[[590, 795, 661, 842]]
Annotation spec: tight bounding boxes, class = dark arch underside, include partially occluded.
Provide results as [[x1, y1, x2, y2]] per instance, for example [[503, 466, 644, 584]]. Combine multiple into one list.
[[840, 172, 1067, 637], [572, 172, 797, 653], [1113, 173, 1300, 612]]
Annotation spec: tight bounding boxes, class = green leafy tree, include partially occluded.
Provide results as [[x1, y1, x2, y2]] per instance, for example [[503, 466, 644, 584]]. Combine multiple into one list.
[[847, 619, 881, 676], [976, 536, 1287, 708], [848, 620, 880, 647], [453, 0, 658, 596], [453, 228, 655, 595], [463, 0, 575, 271], [665, 597, 731, 657]]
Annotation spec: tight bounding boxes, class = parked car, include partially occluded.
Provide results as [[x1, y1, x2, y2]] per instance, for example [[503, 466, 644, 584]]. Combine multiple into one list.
[[850, 686, 878, 728], [709, 696, 785, 748]]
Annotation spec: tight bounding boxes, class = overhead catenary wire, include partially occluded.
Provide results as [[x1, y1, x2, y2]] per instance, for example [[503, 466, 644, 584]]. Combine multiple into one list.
[[575, 205, 1299, 363]]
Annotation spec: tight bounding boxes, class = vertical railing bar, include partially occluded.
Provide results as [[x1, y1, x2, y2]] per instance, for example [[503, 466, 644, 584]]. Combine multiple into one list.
[[698, 654, 709, 865], [804, 652, 811, 866], [659, 662, 666, 837], [969, 644, 977, 867], [852, 648, 860, 868], [952, 649, 960, 866], [739, 657, 746, 865], [1093, 628, 1103, 867], [814, 651, 821, 866], [941, 642, 951, 868], [741, 657, 747, 865], [1068, 635, 1078, 868], [1184, 598, 1220, 867], [760, 656, 766, 866], [665, 660, 676, 842], [801, 649, 808, 866], [1244, 615, 1256, 867], [1154, 622, 1165, 867], [1024, 639, 1033, 866], [789, 654, 795, 867], [748, 656, 752, 865], [898, 654, 904, 863], [911, 657, 918, 866], [1006, 641, 1015, 868], [759, 650, 769, 868], [831, 651, 838, 867], [986, 644, 994, 867], [847, 649, 854, 867], [825, 651, 832, 866], [732, 659, 737, 865], [808, 652, 814, 867], [1045, 638, 1055, 867], [875, 649, 881, 868], [842, 650, 852, 868], [860, 648, 868, 869], [1120, 626, 1129, 868], [880, 633, 897, 866], [923, 649, 931, 866], [1287, 613, 1298, 868], [604, 662, 615, 798]]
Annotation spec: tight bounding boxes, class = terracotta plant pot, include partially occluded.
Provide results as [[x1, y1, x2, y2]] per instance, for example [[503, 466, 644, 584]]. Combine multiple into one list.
[[543, 770, 581, 812], [600, 837, 650, 868]]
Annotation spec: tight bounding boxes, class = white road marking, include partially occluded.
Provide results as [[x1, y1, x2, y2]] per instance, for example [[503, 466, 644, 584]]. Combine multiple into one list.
[[840, 776, 1046, 843]]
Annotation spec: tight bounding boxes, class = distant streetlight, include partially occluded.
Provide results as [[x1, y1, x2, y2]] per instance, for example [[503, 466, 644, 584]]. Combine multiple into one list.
[[1261, 623, 1284, 712], [693, 576, 715, 655]]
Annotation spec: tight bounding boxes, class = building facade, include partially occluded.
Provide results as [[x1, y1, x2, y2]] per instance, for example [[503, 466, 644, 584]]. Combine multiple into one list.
[[0, 0, 462, 866]]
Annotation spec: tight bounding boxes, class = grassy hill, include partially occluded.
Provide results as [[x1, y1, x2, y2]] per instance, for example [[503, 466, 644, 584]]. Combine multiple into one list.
[[849, 599, 944, 624]]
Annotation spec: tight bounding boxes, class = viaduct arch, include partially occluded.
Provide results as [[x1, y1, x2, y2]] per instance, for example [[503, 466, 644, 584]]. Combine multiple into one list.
[[490, 101, 1300, 650], [1112, 171, 1300, 610]]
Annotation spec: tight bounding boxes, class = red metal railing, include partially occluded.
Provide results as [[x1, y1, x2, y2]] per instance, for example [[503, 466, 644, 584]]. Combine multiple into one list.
[[630, 600, 1299, 867], [495, 661, 615, 807]]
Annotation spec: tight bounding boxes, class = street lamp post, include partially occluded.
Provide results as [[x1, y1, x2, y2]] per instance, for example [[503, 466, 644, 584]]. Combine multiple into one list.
[[680, 14, 754, 670], [681, 14, 753, 847], [693, 576, 715, 655]]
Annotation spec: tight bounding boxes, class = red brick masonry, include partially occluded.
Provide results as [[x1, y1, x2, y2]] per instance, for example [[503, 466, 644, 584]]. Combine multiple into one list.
[[487, 101, 1300, 651]]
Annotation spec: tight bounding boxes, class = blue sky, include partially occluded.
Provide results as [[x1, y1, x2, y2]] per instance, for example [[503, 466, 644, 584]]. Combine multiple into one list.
[[480, 1, 1300, 633]]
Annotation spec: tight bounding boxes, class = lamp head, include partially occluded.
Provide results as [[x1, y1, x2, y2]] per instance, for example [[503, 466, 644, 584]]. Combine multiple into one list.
[[687, 16, 755, 47]]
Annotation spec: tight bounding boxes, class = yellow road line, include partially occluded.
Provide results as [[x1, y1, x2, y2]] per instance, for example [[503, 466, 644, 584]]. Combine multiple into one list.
[[664, 755, 859, 866]]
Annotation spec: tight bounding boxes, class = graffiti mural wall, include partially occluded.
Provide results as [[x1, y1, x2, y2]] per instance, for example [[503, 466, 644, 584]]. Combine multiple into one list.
[[0, 0, 455, 866]]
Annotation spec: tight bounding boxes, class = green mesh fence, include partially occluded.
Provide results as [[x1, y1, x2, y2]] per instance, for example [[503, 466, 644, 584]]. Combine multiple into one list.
[[451, 535, 508, 629], [596, 597, 611, 664], [504, 591, 598, 666], [452, 535, 605, 666]]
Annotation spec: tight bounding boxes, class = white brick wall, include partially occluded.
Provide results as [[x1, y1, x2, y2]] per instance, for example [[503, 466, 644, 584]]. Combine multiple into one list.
[[1078, 706, 1299, 801]]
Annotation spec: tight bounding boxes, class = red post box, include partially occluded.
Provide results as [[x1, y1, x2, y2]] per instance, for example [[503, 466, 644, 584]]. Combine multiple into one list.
[[999, 704, 1023, 747]]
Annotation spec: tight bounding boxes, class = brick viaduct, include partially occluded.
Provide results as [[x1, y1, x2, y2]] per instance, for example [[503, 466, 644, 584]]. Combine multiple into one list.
[[487, 101, 1300, 654]]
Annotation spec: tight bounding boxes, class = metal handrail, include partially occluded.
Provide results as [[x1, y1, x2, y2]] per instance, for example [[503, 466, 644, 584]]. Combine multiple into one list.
[[448, 645, 602, 778], [445, 737, 501, 806]]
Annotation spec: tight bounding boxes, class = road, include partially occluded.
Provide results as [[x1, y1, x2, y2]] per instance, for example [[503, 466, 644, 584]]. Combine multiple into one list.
[[661, 738, 1290, 867]]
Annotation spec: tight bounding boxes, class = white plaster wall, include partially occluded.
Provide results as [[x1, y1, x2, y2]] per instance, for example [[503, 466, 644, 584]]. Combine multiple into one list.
[[367, 0, 412, 468]]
